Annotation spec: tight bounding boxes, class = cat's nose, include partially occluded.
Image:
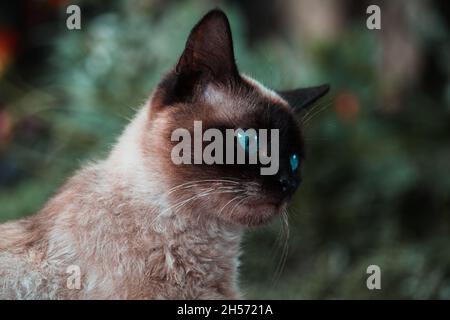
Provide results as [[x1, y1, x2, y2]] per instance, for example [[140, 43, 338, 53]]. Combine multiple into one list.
[[278, 175, 300, 197]]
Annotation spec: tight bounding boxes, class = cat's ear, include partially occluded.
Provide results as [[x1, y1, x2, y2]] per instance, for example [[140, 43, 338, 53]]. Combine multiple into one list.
[[278, 84, 330, 112], [175, 9, 239, 84]]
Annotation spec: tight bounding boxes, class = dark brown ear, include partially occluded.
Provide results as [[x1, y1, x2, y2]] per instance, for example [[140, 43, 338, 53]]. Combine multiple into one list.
[[176, 9, 239, 84], [278, 84, 330, 112]]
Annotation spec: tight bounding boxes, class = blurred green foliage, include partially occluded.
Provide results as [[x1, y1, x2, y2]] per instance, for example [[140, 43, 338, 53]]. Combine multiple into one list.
[[1, 0, 449, 299]]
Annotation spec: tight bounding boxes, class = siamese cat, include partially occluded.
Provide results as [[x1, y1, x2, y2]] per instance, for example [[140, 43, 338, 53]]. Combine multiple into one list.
[[0, 9, 328, 299]]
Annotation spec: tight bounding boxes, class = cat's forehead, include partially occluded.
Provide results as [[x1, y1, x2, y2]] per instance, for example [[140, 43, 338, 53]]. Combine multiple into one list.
[[201, 75, 293, 126], [203, 75, 288, 107], [240, 74, 289, 108]]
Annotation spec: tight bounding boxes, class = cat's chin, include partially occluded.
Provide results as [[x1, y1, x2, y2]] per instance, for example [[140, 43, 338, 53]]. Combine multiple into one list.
[[224, 200, 287, 227]]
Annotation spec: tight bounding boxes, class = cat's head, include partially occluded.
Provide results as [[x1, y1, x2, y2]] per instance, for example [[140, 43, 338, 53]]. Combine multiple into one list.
[[145, 10, 329, 227]]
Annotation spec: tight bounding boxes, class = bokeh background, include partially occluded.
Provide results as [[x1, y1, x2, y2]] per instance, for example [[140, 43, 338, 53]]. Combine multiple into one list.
[[1, 0, 450, 299]]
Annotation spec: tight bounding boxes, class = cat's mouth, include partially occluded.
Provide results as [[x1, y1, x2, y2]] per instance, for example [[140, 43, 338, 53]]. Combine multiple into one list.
[[249, 198, 286, 210], [224, 196, 288, 227], [166, 180, 293, 227]]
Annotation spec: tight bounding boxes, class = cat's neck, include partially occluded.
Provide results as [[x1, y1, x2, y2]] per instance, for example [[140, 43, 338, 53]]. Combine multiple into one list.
[[105, 105, 162, 204], [100, 108, 243, 297]]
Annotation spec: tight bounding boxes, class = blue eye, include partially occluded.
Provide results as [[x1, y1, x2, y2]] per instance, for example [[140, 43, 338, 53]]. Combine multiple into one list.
[[237, 131, 258, 154], [290, 153, 299, 171]]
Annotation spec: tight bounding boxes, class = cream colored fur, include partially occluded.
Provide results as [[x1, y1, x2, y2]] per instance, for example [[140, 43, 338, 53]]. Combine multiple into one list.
[[0, 105, 243, 299]]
